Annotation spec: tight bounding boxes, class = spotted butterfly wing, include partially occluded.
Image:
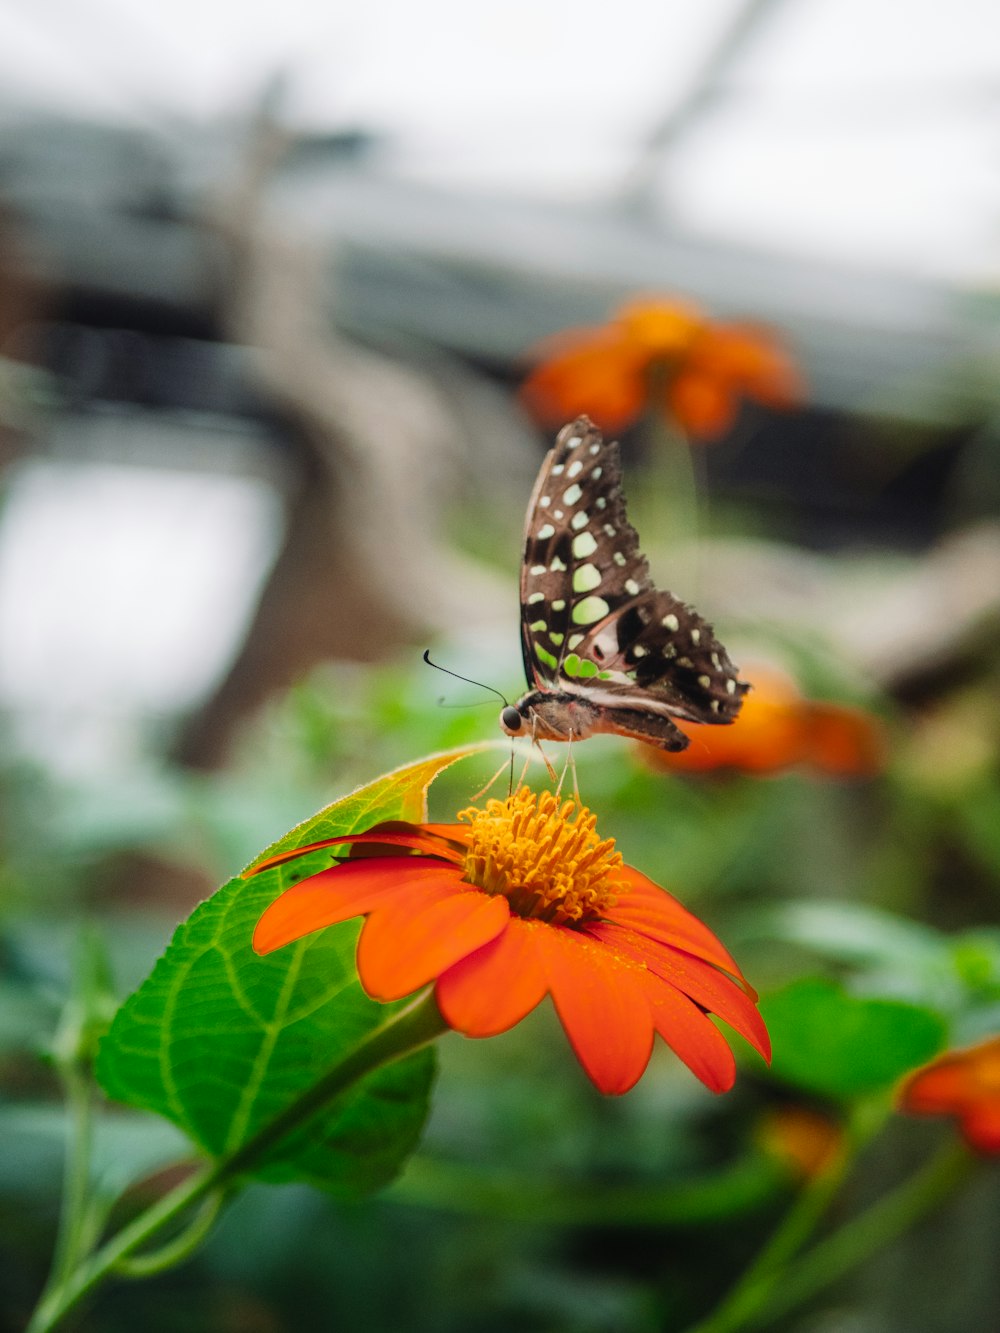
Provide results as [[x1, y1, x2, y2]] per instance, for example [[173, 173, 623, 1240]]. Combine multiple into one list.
[[500, 415, 749, 751]]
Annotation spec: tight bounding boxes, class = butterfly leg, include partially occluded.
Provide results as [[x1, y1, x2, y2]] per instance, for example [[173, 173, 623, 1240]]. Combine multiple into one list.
[[556, 733, 581, 803], [471, 754, 519, 803], [527, 713, 559, 782], [591, 708, 691, 752]]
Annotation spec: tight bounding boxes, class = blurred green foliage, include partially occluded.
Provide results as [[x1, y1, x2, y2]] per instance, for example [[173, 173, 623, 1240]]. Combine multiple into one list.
[[2, 638, 1000, 1332]]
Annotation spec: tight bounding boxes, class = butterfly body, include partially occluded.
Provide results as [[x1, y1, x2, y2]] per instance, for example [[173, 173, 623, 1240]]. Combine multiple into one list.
[[502, 416, 748, 752]]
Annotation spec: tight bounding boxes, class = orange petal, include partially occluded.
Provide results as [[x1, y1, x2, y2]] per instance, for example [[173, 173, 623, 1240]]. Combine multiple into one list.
[[900, 1056, 976, 1113], [616, 298, 705, 355], [960, 1102, 1000, 1155], [357, 888, 510, 1000], [611, 869, 746, 980], [640, 971, 738, 1093], [520, 331, 648, 432], [666, 371, 736, 440], [538, 928, 655, 1095], [435, 917, 549, 1036], [252, 859, 454, 954], [804, 704, 887, 777], [591, 922, 770, 1060], [246, 822, 468, 877]]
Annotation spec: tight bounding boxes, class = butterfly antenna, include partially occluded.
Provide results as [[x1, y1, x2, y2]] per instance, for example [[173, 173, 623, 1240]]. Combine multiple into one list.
[[421, 650, 510, 707]]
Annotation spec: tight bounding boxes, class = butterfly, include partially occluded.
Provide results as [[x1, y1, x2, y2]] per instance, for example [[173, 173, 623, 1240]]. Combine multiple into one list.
[[500, 415, 749, 752]]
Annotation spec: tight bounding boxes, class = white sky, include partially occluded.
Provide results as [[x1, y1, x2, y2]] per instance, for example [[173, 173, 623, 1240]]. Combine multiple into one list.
[[1, 0, 998, 280]]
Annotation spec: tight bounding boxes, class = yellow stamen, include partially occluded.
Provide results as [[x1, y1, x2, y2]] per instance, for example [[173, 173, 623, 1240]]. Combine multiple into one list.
[[457, 787, 626, 926]]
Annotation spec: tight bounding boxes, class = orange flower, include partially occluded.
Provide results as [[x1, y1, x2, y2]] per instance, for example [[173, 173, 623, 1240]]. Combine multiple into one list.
[[899, 1036, 1000, 1155], [253, 787, 769, 1096], [645, 666, 886, 777], [521, 297, 800, 440], [756, 1106, 844, 1179]]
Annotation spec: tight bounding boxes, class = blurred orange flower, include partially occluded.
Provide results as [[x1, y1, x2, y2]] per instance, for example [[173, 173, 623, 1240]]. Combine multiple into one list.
[[253, 787, 769, 1096], [756, 1106, 844, 1179], [899, 1036, 1000, 1155], [521, 297, 800, 440], [644, 665, 886, 776]]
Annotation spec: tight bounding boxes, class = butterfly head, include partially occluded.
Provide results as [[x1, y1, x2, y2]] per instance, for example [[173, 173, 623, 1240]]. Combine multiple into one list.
[[500, 704, 525, 736]]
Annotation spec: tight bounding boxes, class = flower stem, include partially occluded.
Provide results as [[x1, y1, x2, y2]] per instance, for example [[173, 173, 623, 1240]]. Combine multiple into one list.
[[682, 1099, 887, 1333], [637, 411, 702, 594], [683, 1099, 977, 1333], [754, 1139, 972, 1326], [27, 990, 448, 1333]]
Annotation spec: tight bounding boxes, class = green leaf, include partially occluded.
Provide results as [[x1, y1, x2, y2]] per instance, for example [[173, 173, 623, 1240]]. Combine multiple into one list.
[[761, 977, 947, 1100], [96, 748, 479, 1197], [245, 746, 486, 872]]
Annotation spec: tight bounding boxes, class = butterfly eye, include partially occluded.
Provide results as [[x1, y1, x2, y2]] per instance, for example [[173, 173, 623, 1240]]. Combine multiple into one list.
[[501, 706, 523, 733]]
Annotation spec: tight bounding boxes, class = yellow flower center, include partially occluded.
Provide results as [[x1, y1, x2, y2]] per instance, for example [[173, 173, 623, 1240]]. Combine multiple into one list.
[[457, 787, 626, 926]]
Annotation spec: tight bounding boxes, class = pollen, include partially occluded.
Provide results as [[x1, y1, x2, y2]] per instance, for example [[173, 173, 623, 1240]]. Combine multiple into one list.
[[457, 787, 626, 926]]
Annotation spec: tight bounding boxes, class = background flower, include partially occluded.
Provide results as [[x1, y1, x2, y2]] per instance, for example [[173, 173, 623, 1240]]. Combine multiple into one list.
[[643, 664, 886, 776], [520, 296, 800, 439], [899, 1036, 1000, 1154]]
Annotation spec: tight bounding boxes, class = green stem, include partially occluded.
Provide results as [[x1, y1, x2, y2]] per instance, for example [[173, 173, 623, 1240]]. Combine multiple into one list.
[[756, 1139, 973, 1326], [633, 410, 703, 599], [683, 1100, 888, 1333], [27, 990, 448, 1333], [48, 1062, 97, 1289]]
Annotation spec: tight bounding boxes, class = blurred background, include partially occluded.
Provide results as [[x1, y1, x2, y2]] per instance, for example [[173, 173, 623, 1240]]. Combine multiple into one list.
[[2, 1, 1000, 1330]]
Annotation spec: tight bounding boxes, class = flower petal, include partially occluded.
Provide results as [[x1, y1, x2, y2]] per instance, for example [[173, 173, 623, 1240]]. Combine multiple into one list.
[[611, 869, 747, 982], [247, 822, 468, 877], [252, 859, 454, 954], [961, 1103, 1000, 1155], [589, 921, 770, 1061], [666, 371, 735, 440], [435, 918, 548, 1036], [538, 927, 655, 1095], [520, 329, 649, 432], [357, 888, 510, 1000], [639, 971, 738, 1093]]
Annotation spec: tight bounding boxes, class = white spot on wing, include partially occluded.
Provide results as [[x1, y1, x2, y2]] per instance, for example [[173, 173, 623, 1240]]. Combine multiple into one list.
[[572, 531, 598, 558], [662, 614, 679, 631], [567, 460, 583, 478], [571, 511, 589, 531], [624, 579, 640, 595], [562, 483, 583, 506], [527, 592, 544, 604], [537, 523, 555, 540]]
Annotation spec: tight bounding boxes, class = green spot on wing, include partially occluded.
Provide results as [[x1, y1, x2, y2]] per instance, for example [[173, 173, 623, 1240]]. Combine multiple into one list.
[[535, 645, 559, 671], [571, 595, 610, 625], [563, 654, 598, 679]]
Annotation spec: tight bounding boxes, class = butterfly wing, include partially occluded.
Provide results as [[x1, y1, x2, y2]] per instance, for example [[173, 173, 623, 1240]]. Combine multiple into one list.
[[519, 416, 747, 726]]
